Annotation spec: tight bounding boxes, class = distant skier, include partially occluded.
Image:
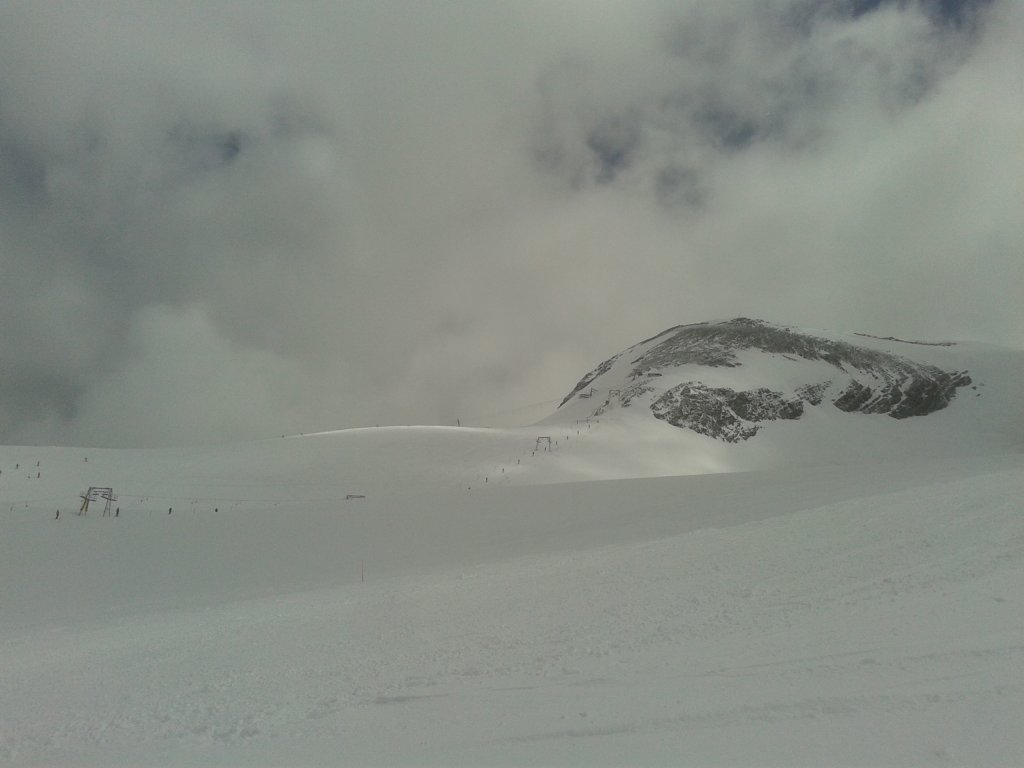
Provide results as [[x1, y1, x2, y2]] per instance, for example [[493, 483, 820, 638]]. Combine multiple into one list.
[[168, 507, 172, 514], [55, 509, 59, 520]]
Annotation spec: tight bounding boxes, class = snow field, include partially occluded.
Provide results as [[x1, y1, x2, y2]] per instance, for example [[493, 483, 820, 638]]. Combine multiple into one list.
[[1, 450, 1022, 765]]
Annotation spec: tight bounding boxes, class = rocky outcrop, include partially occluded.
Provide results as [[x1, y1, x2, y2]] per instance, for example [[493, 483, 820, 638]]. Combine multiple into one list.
[[651, 384, 803, 442], [558, 318, 973, 442], [832, 369, 971, 419]]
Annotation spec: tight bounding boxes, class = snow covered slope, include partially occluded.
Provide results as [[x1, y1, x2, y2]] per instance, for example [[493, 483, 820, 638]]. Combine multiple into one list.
[[1, 319, 1023, 766], [547, 317, 1024, 471], [2, 452, 1022, 766]]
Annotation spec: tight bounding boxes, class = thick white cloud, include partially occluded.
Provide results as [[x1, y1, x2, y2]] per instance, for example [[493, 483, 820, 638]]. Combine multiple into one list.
[[0, 0, 1019, 446]]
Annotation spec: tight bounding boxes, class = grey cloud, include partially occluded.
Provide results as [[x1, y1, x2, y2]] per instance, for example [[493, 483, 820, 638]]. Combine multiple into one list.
[[848, 0, 997, 28], [586, 113, 643, 184], [654, 166, 706, 209], [0, 0, 1020, 447], [534, 0, 990, 207], [0, 5, 356, 443]]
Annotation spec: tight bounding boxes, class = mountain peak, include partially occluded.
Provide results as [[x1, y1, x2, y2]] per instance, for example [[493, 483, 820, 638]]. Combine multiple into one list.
[[555, 319, 973, 442]]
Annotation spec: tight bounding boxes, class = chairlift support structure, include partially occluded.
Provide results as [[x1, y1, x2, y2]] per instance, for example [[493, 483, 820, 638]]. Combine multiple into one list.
[[79, 486, 117, 516]]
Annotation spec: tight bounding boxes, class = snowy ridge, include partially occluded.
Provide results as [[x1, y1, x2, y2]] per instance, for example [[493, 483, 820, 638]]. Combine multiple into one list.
[[556, 318, 976, 441]]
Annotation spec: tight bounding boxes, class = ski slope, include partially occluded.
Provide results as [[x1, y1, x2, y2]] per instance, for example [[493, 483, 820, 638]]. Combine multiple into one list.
[[2, 445, 1022, 764], [2, 328, 1023, 765]]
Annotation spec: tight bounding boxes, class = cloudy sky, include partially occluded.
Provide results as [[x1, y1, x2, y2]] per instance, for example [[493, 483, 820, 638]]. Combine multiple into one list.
[[1, 0, 1021, 447]]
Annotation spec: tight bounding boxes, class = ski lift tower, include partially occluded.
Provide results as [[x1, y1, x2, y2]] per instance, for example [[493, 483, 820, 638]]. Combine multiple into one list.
[[79, 487, 116, 516]]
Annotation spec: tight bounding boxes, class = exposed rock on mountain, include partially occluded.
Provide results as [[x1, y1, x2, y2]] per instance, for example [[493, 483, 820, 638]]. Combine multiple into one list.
[[558, 318, 973, 442], [651, 384, 804, 442]]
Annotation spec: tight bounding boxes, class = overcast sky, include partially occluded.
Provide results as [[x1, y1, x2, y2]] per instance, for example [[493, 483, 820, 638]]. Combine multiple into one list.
[[1, 0, 1021, 447]]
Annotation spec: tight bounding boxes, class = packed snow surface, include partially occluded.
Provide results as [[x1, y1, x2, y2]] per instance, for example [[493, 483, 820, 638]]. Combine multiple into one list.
[[2, 323, 1023, 766]]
